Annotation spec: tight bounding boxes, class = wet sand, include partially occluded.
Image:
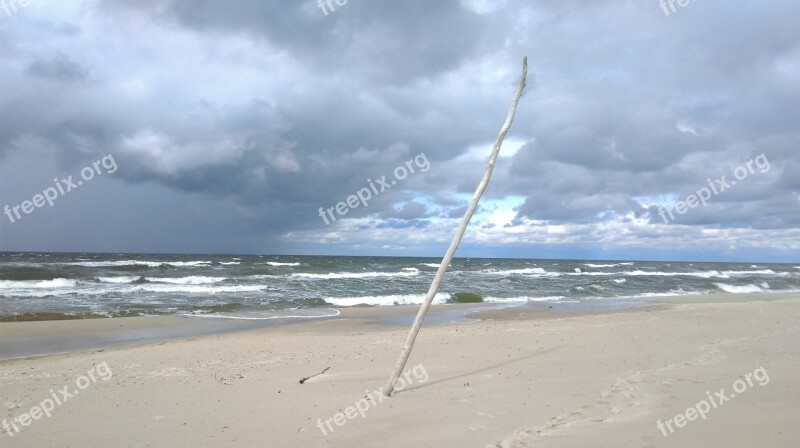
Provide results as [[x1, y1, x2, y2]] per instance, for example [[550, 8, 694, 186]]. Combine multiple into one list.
[[0, 303, 502, 360]]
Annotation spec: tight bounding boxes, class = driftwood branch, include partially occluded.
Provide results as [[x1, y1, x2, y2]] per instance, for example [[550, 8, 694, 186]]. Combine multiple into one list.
[[383, 57, 528, 396], [299, 366, 330, 384]]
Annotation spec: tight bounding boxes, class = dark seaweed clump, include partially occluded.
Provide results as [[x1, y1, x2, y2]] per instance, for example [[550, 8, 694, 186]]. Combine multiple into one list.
[[449, 292, 484, 303]]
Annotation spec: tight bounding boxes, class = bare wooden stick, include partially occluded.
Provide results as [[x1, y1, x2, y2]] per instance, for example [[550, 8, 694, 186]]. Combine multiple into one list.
[[383, 57, 528, 396], [299, 366, 330, 384]]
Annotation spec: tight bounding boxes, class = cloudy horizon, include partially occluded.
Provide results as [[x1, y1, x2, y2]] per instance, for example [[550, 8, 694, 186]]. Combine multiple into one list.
[[0, 0, 798, 262]]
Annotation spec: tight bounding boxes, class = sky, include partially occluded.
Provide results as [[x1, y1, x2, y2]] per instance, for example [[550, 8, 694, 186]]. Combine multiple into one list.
[[0, 0, 798, 262]]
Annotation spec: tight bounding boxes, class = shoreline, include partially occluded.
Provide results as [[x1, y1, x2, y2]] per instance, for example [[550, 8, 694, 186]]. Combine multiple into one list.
[[1, 292, 798, 446], [1, 293, 796, 361], [0, 303, 505, 361]]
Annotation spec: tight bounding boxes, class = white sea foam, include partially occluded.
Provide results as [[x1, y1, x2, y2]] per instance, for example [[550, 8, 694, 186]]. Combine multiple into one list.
[[613, 290, 702, 299], [290, 269, 419, 280], [219, 262, 241, 265], [584, 263, 618, 268], [97, 276, 226, 285], [323, 293, 449, 307], [0, 278, 77, 289], [482, 268, 556, 276], [484, 296, 566, 303], [419, 263, 452, 268], [40, 278, 78, 288], [97, 276, 141, 284], [148, 276, 227, 285], [266, 262, 301, 267], [185, 309, 341, 320], [71, 260, 161, 268], [713, 283, 766, 293], [69, 260, 212, 268], [0, 290, 73, 298], [162, 261, 213, 267], [477, 268, 784, 279], [620, 269, 781, 278], [722, 269, 778, 275], [130, 284, 264, 294], [623, 270, 727, 278]]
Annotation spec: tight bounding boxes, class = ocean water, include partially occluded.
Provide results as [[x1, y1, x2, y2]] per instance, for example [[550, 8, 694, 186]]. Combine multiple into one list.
[[1, 252, 798, 320]]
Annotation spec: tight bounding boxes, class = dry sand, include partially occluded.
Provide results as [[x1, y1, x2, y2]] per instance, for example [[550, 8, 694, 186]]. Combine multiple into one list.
[[1, 293, 798, 447]]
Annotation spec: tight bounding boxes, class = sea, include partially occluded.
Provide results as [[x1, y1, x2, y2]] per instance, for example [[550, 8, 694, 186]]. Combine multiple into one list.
[[1, 252, 799, 321]]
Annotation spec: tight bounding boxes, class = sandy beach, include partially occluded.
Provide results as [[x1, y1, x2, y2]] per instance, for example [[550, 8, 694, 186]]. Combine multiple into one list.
[[1, 293, 799, 447]]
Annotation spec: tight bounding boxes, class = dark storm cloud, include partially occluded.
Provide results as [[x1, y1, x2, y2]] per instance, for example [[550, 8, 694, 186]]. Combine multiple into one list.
[[0, 0, 798, 258], [390, 201, 428, 220], [27, 53, 89, 83], [100, 0, 487, 84]]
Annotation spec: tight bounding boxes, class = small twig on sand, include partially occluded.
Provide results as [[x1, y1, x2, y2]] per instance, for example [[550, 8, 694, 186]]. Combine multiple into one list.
[[299, 366, 331, 384]]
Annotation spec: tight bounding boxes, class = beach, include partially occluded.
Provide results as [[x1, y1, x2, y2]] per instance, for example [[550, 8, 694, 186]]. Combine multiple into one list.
[[3, 1, 798, 446], [1, 292, 798, 447]]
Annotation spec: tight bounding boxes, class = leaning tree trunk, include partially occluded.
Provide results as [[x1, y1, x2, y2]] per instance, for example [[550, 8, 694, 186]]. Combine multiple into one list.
[[383, 57, 528, 396]]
